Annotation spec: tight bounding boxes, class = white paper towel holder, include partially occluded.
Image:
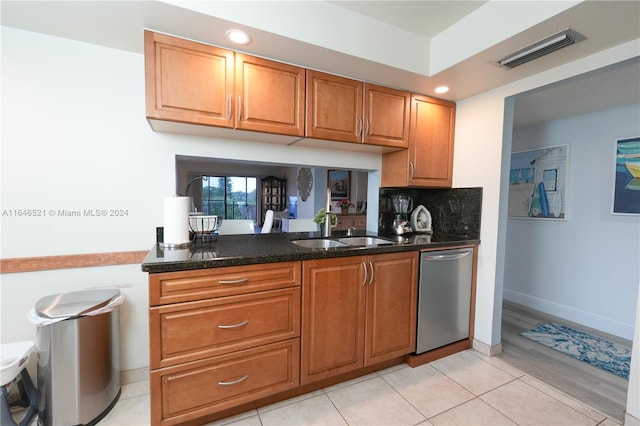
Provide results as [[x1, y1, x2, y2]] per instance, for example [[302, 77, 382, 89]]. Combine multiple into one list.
[[162, 195, 191, 249]]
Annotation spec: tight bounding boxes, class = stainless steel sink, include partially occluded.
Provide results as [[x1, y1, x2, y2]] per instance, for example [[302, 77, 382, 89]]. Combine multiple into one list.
[[291, 239, 349, 249], [337, 237, 394, 247]]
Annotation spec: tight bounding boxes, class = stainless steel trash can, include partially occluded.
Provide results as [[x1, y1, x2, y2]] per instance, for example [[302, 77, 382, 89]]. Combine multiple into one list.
[[35, 289, 122, 426]]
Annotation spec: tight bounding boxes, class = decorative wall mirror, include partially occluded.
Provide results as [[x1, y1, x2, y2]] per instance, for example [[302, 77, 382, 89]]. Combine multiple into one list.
[[297, 167, 313, 201]]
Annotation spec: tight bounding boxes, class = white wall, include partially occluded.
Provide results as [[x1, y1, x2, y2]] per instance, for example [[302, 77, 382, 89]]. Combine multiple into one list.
[[0, 27, 379, 370], [2, 24, 638, 396], [454, 41, 640, 420], [453, 39, 640, 349], [627, 288, 640, 422], [504, 104, 640, 339]]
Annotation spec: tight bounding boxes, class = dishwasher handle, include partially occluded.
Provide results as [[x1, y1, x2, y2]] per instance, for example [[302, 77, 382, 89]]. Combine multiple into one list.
[[423, 251, 472, 261]]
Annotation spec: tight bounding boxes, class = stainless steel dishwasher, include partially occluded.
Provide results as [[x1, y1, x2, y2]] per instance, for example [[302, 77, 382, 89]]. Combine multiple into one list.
[[416, 247, 474, 354]]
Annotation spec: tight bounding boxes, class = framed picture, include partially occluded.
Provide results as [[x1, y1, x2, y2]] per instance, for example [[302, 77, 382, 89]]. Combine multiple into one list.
[[612, 136, 640, 215], [508, 144, 569, 220], [328, 170, 350, 200]]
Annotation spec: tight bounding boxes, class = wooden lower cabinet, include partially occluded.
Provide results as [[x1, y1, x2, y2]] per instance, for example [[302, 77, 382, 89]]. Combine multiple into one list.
[[149, 287, 300, 369], [301, 256, 366, 384], [148, 253, 419, 424], [301, 251, 418, 384], [151, 339, 300, 425], [149, 261, 302, 425], [365, 252, 418, 365]]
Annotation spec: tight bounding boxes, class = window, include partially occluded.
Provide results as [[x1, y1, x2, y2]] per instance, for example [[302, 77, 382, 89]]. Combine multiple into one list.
[[202, 176, 257, 220], [543, 169, 558, 191]]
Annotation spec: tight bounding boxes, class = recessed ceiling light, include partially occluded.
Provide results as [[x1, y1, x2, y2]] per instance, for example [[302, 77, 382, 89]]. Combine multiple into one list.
[[435, 86, 449, 94], [226, 29, 251, 45]]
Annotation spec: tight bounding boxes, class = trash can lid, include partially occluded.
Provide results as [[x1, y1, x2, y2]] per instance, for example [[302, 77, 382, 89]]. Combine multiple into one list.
[[35, 289, 120, 319]]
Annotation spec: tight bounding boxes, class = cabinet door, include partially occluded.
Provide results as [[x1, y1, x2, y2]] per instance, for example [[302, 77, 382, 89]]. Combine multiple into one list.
[[380, 95, 455, 188], [305, 70, 362, 143], [363, 84, 410, 149], [235, 54, 305, 136], [301, 257, 366, 384], [365, 252, 418, 365], [408, 95, 456, 187], [144, 30, 234, 128]]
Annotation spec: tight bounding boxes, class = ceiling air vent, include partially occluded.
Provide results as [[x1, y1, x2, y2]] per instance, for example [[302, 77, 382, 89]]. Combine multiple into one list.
[[498, 28, 586, 69]]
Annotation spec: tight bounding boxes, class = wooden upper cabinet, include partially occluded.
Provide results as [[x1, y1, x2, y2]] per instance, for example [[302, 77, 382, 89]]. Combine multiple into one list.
[[306, 70, 409, 148], [305, 71, 363, 143], [144, 30, 234, 128], [144, 31, 305, 137], [381, 94, 456, 188], [235, 53, 305, 136], [364, 84, 410, 149]]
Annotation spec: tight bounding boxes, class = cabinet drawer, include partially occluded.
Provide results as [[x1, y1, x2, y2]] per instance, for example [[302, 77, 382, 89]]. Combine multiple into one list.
[[352, 216, 366, 229], [336, 216, 351, 230], [151, 339, 300, 426], [149, 261, 301, 305], [150, 288, 301, 368]]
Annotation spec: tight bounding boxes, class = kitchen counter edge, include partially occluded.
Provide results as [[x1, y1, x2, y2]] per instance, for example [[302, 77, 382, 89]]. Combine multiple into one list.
[[141, 232, 480, 274]]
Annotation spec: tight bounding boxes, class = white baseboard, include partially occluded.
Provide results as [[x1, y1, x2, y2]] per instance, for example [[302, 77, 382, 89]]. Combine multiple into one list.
[[121, 367, 149, 385], [473, 339, 502, 357], [503, 289, 634, 340], [625, 412, 640, 426]]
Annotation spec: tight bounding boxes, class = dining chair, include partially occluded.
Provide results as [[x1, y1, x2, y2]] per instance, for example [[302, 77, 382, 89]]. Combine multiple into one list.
[[217, 219, 256, 235], [287, 219, 319, 233], [261, 210, 274, 234]]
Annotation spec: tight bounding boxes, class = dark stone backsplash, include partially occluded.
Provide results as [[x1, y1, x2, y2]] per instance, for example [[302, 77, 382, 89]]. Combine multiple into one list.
[[378, 187, 482, 239]]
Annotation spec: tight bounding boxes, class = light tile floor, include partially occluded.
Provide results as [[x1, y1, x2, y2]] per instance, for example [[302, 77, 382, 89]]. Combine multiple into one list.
[[14, 349, 621, 425]]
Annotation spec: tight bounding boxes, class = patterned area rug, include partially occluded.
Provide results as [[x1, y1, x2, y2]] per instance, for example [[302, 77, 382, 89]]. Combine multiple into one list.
[[521, 322, 631, 379]]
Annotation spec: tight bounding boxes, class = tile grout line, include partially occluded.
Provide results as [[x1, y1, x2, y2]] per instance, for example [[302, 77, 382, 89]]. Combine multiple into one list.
[[517, 374, 615, 424], [376, 371, 429, 426]]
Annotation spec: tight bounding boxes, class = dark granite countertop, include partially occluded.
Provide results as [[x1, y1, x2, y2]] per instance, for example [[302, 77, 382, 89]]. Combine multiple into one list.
[[141, 230, 480, 274]]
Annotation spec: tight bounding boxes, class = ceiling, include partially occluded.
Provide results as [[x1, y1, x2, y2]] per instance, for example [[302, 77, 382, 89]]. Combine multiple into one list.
[[2, 1, 639, 128], [327, 1, 487, 38]]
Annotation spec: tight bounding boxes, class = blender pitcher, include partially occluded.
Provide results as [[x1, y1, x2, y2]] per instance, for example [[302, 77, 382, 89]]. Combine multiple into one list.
[[391, 194, 413, 235]]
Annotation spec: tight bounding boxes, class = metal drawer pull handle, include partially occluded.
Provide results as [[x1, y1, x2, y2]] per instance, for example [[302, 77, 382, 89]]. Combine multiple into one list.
[[218, 278, 249, 284], [218, 320, 249, 329], [218, 374, 249, 386], [424, 252, 472, 261]]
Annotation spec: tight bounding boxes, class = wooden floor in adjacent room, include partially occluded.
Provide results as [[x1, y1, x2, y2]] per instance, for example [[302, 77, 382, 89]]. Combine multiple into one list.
[[499, 300, 632, 423]]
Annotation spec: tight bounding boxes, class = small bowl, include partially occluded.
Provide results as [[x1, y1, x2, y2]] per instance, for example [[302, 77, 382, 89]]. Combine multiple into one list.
[[189, 215, 218, 234]]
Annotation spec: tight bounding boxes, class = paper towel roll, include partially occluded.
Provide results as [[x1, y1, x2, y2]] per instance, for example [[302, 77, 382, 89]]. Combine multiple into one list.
[[163, 196, 190, 247]]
